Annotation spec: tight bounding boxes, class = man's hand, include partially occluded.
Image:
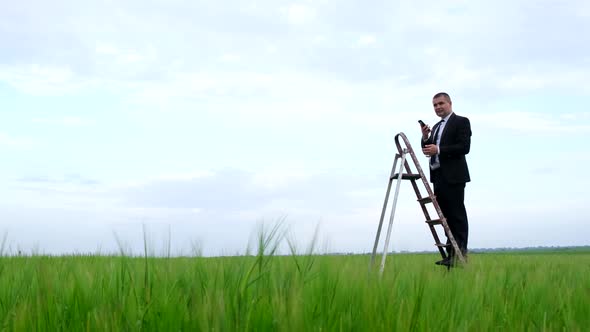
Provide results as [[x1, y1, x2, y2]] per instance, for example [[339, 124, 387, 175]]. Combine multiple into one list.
[[421, 124, 431, 140], [422, 144, 438, 157]]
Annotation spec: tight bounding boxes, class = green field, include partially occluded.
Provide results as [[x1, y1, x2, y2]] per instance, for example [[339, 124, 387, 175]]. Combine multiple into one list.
[[0, 240, 588, 331]]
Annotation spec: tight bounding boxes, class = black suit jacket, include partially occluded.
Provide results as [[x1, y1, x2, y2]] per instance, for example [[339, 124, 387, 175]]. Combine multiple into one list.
[[421, 113, 471, 184]]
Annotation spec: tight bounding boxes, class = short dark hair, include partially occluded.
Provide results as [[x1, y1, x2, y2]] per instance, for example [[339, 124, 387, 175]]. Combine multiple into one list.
[[433, 92, 451, 103]]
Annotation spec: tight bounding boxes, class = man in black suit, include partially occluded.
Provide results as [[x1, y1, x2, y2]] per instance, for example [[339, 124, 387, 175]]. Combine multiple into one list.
[[421, 92, 471, 267]]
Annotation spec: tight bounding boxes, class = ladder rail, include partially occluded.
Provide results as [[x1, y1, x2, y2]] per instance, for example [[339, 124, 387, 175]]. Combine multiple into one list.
[[394, 136, 450, 257], [378, 149, 407, 275], [395, 134, 447, 259], [394, 133, 432, 203], [393, 132, 465, 264], [369, 154, 400, 269]]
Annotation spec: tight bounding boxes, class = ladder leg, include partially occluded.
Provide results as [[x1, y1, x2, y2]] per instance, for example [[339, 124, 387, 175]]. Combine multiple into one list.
[[370, 154, 400, 269], [379, 150, 407, 275], [445, 228, 466, 264]]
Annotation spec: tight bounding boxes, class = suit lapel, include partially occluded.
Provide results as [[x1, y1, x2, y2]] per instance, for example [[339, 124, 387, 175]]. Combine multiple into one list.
[[440, 113, 456, 144]]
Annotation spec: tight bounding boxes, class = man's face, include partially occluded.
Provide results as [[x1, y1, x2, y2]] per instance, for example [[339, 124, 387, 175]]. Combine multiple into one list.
[[433, 96, 452, 118]]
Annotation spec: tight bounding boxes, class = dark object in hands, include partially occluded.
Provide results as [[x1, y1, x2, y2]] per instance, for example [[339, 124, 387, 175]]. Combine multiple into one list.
[[418, 120, 426, 127]]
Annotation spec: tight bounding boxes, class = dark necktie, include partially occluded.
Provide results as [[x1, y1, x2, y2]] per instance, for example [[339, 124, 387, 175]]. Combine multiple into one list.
[[433, 119, 444, 144], [430, 120, 444, 166]]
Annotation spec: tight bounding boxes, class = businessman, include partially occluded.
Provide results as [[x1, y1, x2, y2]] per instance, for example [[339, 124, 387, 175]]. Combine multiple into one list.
[[421, 92, 471, 267]]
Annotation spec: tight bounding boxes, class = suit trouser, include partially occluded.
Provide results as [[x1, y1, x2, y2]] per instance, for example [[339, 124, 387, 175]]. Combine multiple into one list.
[[432, 170, 468, 255]]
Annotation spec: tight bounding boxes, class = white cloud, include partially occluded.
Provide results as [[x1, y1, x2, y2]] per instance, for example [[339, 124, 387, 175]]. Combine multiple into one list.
[[313, 35, 327, 43], [219, 53, 241, 62], [251, 168, 314, 190], [121, 53, 144, 63], [496, 69, 590, 93], [127, 71, 276, 106], [284, 4, 316, 24], [472, 111, 590, 134], [95, 43, 120, 55], [357, 35, 376, 46], [559, 112, 590, 121], [154, 171, 216, 182], [0, 133, 35, 148], [0, 64, 84, 95], [577, 1, 590, 17], [95, 42, 145, 64], [109, 171, 216, 191], [32, 116, 92, 126]]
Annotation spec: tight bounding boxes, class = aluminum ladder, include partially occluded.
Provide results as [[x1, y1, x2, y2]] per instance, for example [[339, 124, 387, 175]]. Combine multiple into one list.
[[369, 132, 465, 274]]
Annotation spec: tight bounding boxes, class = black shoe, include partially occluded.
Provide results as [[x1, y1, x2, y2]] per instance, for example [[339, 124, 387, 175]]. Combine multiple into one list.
[[435, 257, 453, 266]]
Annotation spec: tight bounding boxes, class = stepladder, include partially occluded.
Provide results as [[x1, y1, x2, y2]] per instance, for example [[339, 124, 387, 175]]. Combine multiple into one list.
[[369, 132, 465, 274]]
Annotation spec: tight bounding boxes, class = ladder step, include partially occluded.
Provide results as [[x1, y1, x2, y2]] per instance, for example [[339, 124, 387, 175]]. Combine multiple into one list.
[[426, 219, 443, 225], [435, 242, 451, 248], [391, 173, 421, 180], [418, 196, 433, 204]]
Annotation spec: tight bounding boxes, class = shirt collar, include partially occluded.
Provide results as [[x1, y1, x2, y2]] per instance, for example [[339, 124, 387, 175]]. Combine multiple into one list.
[[441, 111, 453, 123]]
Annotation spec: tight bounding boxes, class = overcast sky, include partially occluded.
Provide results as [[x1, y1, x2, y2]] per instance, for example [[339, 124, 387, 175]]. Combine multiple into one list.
[[1, 0, 589, 256]]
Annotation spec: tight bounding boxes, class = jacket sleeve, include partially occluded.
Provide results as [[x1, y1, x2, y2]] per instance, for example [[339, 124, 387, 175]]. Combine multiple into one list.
[[439, 117, 471, 156]]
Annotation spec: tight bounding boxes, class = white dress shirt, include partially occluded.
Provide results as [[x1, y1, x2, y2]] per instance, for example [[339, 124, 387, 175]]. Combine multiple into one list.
[[430, 112, 453, 170]]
